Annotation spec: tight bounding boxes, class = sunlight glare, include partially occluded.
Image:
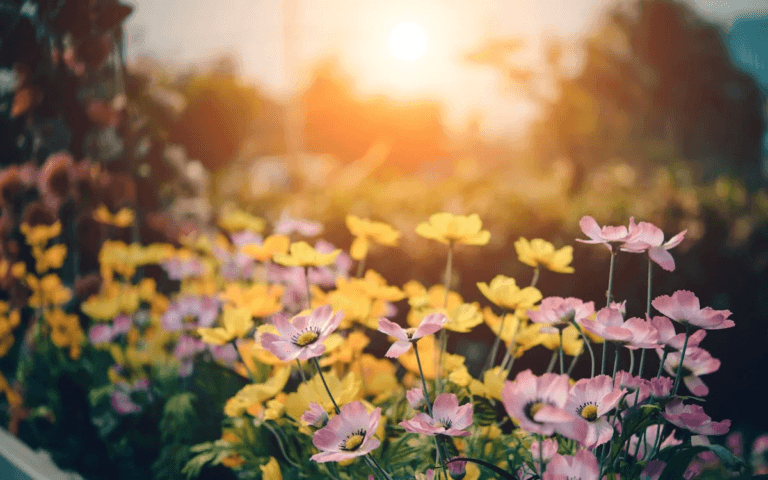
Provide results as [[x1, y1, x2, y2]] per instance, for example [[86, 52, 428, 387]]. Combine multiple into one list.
[[388, 22, 427, 61]]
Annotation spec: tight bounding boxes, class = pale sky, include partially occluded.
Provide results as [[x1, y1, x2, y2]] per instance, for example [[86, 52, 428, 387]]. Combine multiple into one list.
[[124, 0, 768, 136]]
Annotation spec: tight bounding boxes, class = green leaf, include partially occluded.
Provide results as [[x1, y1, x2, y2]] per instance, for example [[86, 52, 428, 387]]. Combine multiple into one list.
[[472, 396, 497, 426]]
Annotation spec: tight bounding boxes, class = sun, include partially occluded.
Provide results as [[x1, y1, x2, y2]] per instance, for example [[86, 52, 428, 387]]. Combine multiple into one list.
[[388, 22, 427, 61]]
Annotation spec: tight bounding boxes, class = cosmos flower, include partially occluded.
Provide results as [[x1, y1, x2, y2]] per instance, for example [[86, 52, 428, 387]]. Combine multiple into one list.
[[301, 402, 329, 428], [162, 295, 219, 331], [406, 388, 426, 409], [626, 425, 681, 459], [415, 212, 490, 245], [528, 297, 594, 334], [273, 241, 341, 268], [197, 306, 254, 345], [514, 237, 575, 273], [663, 399, 730, 435], [260, 305, 343, 361], [477, 275, 542, 315], [346, 215, 401, 260], [399, 393, 473, 437], [378, 313, 447, 358], [650, 316, 707, 352], [577, 216, 634, 251], [621, 221, 686, 272], [311, 401, 381, 463], [562, 375, 625, 448], [652, 291, 734, 330], [542, 450, 600, 480], [660, 346, 720, 396]]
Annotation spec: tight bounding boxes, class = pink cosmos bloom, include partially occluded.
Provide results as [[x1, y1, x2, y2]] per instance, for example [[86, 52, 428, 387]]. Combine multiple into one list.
[[446, 458, 467, 477], [161, 257, 204, 280], [650, 316, 706, 353], [727, 432, 744, 457], [562, 375, 625, 448], [663, 399, 730, 435], [502, 370, 584, 439], [89, 324, 113, 344], [230, 231, 262, 247], [620, 221, 686, 272], [627, 425, 681, 458], [162, 295, 219, 331], [614, 371, 650, 407], [311, 401, 381, 462], [274, 211, 323, 237], [622, 317, 660, 350], [213, 246, 256, 281], [542, 450, 600, 480], [528, 297, 595, 333], [580, 308, 659, 349], [174, 335, 206, 361], [209, 343, 238, 364], [112, 315, 132, 335], [651, 291, 734, 330], [530, 438, 559, 476], [111, 390, 142, 414], [400, 393, 473, 437], [415, 470, 435, 480], [308, 240, 353, 287], [261, 304, 344, 361], [302, 402, 329, 428], [753, 434, 768, 455], [661, 346, 720, 396], [577, 216, 634, 251], [378, 313, 447, 358], [648, 377, 673, 399], [406, 388, 426, 409]]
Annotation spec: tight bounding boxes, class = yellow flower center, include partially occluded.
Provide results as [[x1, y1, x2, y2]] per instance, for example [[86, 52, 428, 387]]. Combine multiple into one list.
[[343, 434, 365, 451], [580, 404, 598, 421], [525, 401, 548, 423], [295, 331, 319, 347]]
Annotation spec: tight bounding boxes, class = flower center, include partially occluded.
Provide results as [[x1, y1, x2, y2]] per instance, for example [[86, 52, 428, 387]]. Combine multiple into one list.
[[405, 328, 417, 340], [439, 417, 453, 429], [524, 400, 548, 423], [341, 429, 366, 451], [183, 314, 197, 325], [293, 328, 321, 347], [580, 404, 599, 421]]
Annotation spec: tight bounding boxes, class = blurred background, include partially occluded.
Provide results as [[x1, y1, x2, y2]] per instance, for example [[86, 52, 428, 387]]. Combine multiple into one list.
[[2, 0, 768, 471]]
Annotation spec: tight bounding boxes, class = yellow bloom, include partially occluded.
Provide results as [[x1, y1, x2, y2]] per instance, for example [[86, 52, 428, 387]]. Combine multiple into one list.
[[335, 270, 405, 302], [516, 323, 583, 357], [356, 353, 399, 403], [27, 274, 72, 308], [45, 309, 84, 360], [320, 330, 370, 367], [415, 212, 490, 246], [284, 370, 362, 419], [0, 308, 20, 357], [11, 262, 26, 278], [20, 221, 61, 246], [0, 371, 22, 407], [220, 432, 246, 469], [482, 307, 521, 344], [444, 302, 484, 333], [241, 235, 290, 261], [219, 283, 284, 318], [32, 244, 67, 273], [514, 238, 575, 274], [81, 293, 120, 321], [218, 210, 266, 233], [259, 457, 282, 480], [198, 307, 253, 345], [477, 275, 542, 315], [448, 366, 472, 387], [93, 205, 135, 228], [273, 241, 340, 267], [346, 215, 401, 260], [263, 395, 286, 420], [406, 283, 463, 328], [224, 367, 290, 417]]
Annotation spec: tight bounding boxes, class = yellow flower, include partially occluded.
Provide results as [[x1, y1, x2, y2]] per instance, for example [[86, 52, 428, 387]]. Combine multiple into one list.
[[477, 275, 542, 315], [93, 205, 135, 228], [320, 330, 370, 367], [27, 274, 72, 307], [448, 366, 472, 387], [224, 367, 290, 417], [415, 212, 490, 245], [336, 270, 405, 302], [263, 395, 286, 420], [219, 283, 284, 318], [516, 323, 583, 357], [81, 293, 120, 321], [514, 238, 575, 274], [346, 215, 401, 260], [0, 308, 20, 357], [0, 371, 22, 407], [284, 370, 362, 419], [356, 353, 399, 403], [220, 432, 246, 469], [406, 283, 463, 328], [482, 307, 521, 344], [31, 244, 66, 274], [240, 235, 290, 261], [444, 302, 484, 333], [11, 262, 26, 278], [218, 210, 266, 233], [259, 457, 282, 480], [273, 241, 340, 267], [45, 309, 84, 360], [20, 221, 61, 246], [198, 307, 253, 345]]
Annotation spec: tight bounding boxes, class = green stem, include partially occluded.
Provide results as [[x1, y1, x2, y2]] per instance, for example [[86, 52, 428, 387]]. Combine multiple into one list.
[[356, 253, 366, 278], [530, 266, 540, 288], [443, 241, 453, 308], [295, 359, 307, 383], [628, 348, 635, 376], [601, 341, 608, 376], [601, 247, 617, 375], [413, 341, 434, 418], [574, 322, 595, 378], [671, 324, 691, 397], [312, 357, 340, 414], [656, 349, 669, 378], [611, 343, 620, 382], [545, 350, 558, 374], [558, 329, 565, 374], [483, 310, 506, 375], [365, 454, 394, 480]]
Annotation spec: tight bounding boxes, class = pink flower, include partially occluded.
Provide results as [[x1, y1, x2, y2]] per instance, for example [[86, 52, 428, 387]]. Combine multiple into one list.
[[446, 458, 467, 477], [620, 221, 686, 272], [406, 388, 426, 409], [663, 399, 730, 435], [622, 317, 660, 350], [261, 305, 344, 361], [651, 291, 734, 330], [502, 370, 583, 439], [640, 460, 666, 480], [274, 211, 323, 237], [377, 313, 447, 358], [562, 375, 625, 448], [660, 346, 720, 396], [650, 316, 706, 352], [162, 295, 219, 331], [627, 425, 681, 458], [400, 393, 473, 437], [528, 297, 595, 333], [302, 402, 329, 428], [89, 324, 113, 344], [542, 450, 600, 480], [577, 216, 634, 251], [614, 372, 650, 407], [311, 401, 381, 463], [161, 257, 204, 280], [580, 308, 659, 349], [530, 438, 559, 475], [648, 377, 673, 399], [112, 315, 132, 335]]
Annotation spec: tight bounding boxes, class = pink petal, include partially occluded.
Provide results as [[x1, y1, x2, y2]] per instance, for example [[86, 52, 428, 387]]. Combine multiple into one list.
[[413, 313, 446, 339], [664, 230, 687, 249], [578, 216, 602, 241], [684, 375, 709, 397], [649, 246, 676, 272], [378, 318, 408, 341], [385, 341, 412, 358]]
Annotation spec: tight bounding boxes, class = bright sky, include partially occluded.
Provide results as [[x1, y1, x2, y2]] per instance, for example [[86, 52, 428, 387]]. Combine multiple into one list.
[[125, 0, 768, 136]]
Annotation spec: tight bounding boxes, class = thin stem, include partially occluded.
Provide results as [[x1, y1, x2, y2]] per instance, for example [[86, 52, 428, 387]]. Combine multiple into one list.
[[312, 357, 340, 414], [558, 329, 565, 374], [671, 324, 691, 397], [443, 241, 453, 308], [231, 340, 256, 383], [545, 350, 558, 374], [628, 348, 635, 376], [601, 341, 608, 376], [606, 247, 617, 307], [304, 266, 312, 310], [611, 343, 620, 382], [646, 255, 653, 318], [413, 341, 434, 418], [656, 349, 669, 378], [295, 359, 307, 383], [483, 310, 507, 375], [356, 253, 366, 278], [574, 323, 596, 378], [366, 454, 394, 480], [437, 241, 453, 394], [530, 266, 540, 288]]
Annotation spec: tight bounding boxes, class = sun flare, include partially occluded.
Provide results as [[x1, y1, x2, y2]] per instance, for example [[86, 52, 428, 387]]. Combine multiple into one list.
[[388, 22, 427, 61]]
